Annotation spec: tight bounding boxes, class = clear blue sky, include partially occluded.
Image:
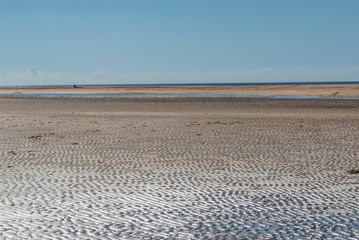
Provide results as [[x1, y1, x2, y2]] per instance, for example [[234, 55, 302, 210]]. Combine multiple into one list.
[[0, 0, 358, 85]]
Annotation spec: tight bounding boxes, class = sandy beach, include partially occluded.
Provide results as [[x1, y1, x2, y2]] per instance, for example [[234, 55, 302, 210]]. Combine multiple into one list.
[[1, 83, 359, 97], [1, 96, 359, 239]]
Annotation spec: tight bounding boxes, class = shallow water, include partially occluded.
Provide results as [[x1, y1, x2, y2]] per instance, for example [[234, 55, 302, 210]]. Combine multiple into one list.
[[2, 92, 359, 100]]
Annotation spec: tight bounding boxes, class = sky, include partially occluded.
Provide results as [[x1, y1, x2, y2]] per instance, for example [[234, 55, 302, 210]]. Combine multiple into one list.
[[0, 0, 358, 86]]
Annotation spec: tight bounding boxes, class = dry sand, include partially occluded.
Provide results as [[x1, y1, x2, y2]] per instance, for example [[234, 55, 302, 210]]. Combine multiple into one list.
[[0, 83, 359, 97], [1, 97, 359, 239]]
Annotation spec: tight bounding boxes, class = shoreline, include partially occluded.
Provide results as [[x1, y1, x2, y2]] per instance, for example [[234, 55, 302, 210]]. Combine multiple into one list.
[[1, 96, 359, 117]]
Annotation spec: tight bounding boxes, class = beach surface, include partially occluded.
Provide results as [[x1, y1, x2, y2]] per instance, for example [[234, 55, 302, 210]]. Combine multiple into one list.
[[1, 97, 359, 239], [1, 83, 359, 97]]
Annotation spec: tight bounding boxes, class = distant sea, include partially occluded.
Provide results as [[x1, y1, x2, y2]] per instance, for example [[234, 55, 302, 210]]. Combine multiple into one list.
[[82, 81, 359, 87]]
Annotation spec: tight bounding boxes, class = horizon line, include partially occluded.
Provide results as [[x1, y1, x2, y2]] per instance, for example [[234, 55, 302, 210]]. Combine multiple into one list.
[[2, 80, 359, 88]]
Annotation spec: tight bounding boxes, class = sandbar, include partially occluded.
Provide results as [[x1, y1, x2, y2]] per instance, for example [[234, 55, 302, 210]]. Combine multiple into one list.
[[0, 83, 359, 97]]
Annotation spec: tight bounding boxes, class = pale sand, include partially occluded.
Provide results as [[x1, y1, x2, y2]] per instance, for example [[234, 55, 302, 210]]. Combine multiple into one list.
[[1, 83, 359, 97], [1, 97, 359, 239]]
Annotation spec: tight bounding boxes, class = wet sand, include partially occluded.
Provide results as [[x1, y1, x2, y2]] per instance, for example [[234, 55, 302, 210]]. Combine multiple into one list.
[[1, 83, 359, 97], [1, 97, 359, 239]]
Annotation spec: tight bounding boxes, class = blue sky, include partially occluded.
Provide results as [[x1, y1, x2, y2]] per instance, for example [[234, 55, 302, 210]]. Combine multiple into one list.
[[0, 0, 358, 85]]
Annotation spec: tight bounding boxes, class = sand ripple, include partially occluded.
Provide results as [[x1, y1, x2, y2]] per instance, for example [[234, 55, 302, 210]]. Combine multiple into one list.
[[1, 99, 359, 239]]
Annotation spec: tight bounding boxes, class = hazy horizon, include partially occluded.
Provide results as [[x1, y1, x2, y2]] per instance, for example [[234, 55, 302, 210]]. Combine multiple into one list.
[[1, 0, 358, 86]]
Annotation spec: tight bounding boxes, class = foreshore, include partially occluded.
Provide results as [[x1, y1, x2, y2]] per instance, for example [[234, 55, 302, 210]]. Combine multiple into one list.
[[1, 97, 359, 239], [0, 83, 359, 97]]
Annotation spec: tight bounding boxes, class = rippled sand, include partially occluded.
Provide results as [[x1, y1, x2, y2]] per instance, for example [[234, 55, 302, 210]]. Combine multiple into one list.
[[1, 97, 359, 239]]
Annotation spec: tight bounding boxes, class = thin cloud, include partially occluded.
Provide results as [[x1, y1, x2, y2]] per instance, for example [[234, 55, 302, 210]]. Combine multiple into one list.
[[0, 66, 358, 86]]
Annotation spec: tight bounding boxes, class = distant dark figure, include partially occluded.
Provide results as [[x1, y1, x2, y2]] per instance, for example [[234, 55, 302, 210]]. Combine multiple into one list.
[[73, 85, 78, 88]]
